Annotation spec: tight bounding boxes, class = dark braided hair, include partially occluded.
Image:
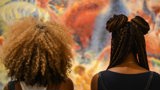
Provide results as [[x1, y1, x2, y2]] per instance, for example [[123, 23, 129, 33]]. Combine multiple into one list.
[[106, 14, 150, 70]]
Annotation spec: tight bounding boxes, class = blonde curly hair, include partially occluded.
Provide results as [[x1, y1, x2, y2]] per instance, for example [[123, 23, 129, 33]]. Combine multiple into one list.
[[2, 17, 73, 86]]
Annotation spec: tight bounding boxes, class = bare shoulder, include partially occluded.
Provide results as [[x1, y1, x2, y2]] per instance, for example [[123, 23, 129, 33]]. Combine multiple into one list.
[[59, 78, 74, 90], [91, 73, 99, 90]]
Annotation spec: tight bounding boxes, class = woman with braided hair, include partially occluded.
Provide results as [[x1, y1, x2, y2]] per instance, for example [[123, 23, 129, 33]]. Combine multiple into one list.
[[2, 17, 74, 90], [91, 14, 160, 90]]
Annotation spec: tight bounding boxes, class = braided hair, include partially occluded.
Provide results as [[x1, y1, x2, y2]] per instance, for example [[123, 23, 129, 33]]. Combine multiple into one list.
[[106, 14, 150, 70]]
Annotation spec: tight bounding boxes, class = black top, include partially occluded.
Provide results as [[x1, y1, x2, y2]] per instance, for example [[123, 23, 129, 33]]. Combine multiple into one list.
[[98, 70, 160, 90]]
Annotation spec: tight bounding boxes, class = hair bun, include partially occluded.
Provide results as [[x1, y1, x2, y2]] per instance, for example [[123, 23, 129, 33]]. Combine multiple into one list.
[[106, 14, 128, 32], [131, 16, 150, 35]]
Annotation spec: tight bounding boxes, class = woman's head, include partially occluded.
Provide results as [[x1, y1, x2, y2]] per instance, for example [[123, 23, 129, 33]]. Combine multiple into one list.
[[106, 14, 150, 70], [2, 17, 73, 86]]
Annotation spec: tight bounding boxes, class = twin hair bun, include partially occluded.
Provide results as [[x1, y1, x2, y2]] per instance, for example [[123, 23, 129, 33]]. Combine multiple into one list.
[[106, 14, 150, 35]]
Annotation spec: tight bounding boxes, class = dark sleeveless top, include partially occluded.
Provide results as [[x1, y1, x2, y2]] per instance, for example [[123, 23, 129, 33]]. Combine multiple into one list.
[[98, 70, 160, 90]]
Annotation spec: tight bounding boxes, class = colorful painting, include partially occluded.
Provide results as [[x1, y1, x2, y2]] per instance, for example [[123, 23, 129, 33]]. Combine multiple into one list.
[[0, 0, 160, 90]]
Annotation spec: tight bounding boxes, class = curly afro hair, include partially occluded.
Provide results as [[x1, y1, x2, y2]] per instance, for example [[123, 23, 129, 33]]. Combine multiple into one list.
[[2, 17, 74, 86]]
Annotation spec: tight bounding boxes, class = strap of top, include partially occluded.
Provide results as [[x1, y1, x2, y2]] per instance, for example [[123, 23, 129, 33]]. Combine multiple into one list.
[[144, 71, 153, 90], [20, 81, 47, 90], [8, 81, 17, 90]]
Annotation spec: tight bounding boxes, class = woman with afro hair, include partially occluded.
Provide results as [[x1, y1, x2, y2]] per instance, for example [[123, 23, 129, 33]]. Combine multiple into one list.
[[3, 17, 74, 90]]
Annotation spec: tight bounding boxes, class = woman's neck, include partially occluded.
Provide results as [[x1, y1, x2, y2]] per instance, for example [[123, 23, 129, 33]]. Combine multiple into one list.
[[108, 53, 149, 74], [122, 53, 138, 64]]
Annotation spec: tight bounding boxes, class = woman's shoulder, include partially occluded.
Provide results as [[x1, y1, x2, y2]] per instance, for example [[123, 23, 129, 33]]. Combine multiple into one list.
[[91, 70, 111, 90], [152, 71, 160, 76], [152, 71, 160, 80], [91, 73, 99, 90], [149, 71, 160, 89], [4, 81, 21, 90], [48, 78, 74, 90], [60, 78, 74, 89]]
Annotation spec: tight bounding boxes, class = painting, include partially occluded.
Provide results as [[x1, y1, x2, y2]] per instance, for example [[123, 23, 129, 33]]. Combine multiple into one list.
[[0, 0, 160, 90]]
